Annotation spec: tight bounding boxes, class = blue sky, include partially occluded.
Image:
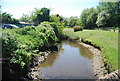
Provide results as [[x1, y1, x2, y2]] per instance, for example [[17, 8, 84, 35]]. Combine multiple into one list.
[[1, 0, 99, 19]]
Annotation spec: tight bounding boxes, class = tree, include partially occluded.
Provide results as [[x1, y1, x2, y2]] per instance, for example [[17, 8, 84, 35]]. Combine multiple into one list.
[[80, 7, 98, 28], [1, 12, 19, 24], [33, 7, 50, 26], [50, 14, 64, 26], [96, 2, 119, 27], [19, 8, 50, 26], [50, 14, 62, 23], [19, 14, 30, 23], [96, 11, 110, 27], [67, 16, 79, 27]]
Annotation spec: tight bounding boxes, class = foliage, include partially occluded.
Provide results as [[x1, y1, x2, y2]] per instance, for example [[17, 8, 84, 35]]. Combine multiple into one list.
[[10, 49, 31, 67], [33, 8, 50, 25], [15, 26, 36, 35], [80, 2, 119, 28], [19, 7, 50, 26], [2, 22, 60, 68], [19, 14, 31, 23], [80, 7, 98, 28], [2, 31, 31, 68], [38, 21, 64, 39], [15, 25, 58, 50], [73, 26, 83, 32], [96, 11, 110, 27], [67, 16, 80, 27], [61, 17, 69, 27], [50, 14, 63, 24], [51, 22, 64, 39], [49, 14, 65, 38], [2, 31, 18, 57], [96, 2, 119, 27], [1, 12, 19, 24]]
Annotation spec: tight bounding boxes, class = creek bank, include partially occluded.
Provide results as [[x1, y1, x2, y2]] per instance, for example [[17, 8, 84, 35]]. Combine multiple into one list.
[[27, 36, 114, 80], [61, 36, 112, 78], [2, 43, 61, 80], [98, 69, 120, 80], [27, 43, 61, 80], [78, 42, 108, 77]]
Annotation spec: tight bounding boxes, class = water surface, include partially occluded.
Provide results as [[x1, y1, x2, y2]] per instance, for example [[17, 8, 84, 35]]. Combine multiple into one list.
[[38, 41, 97, 79]]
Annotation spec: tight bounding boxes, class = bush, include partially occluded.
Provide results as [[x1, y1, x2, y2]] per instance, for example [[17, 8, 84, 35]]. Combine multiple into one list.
[[2, 22, 60, 68], [16, 26, 35, 35], [49, 22, 64, 39], [11, 49, 31, 68], [2, 31, 32, 68], [2, 31, 18, 57], [37, 21, 64, 39], [73, 26, 83, 32]]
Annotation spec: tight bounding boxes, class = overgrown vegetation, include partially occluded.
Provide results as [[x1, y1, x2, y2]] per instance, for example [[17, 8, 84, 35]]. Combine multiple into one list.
[[2, 21, 64, 68]]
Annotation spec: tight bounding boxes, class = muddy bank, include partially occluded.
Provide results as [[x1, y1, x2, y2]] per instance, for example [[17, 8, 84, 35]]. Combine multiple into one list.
[[72, 39, 120, 80], [62, 36, 114, 78], [98, 69, 120, 80], [2, 43, 61, 80], [78, 42, 108, 77], [27, 44, 61, 80]]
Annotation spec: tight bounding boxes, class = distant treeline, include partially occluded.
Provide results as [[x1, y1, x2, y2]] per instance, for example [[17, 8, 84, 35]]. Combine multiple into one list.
[[1, 2, 120, 28]]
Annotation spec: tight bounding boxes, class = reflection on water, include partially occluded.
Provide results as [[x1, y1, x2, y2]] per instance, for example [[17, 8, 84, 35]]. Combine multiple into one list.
[[38, 48, 64, 67], [38, 41, 97, 79], [62, 41, 93, 60]]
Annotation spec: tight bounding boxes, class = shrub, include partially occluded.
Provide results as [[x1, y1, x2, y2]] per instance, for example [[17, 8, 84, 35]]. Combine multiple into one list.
[[38, 21, 53, 30], [16, 26, 35, 35], [11, 49, 31, 68], [2, 31, 18, 57], [73, 26, 83, 32], [50, 22, 64, 39], [37, 21, 64, 39], [2, 22, 59, 68], [2, 31, 32, 68]]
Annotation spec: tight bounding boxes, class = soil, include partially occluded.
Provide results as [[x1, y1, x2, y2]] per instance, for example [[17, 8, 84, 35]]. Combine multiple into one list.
[[78, 42, 108, 78]]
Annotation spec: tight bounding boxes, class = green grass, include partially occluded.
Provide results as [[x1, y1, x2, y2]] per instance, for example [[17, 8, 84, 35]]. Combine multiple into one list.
[[64, 28, 119, 70]]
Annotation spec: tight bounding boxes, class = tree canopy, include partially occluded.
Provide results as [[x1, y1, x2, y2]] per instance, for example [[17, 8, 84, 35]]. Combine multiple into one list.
[[19, 7, 50, 26], [80, 7, 98, 28], [96, 2, 119, 27], [18, 2, 119, 28], [1, 12, 19, 24]]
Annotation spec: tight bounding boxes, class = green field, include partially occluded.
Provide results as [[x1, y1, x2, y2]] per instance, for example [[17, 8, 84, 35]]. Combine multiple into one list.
[[64, 28, 119, 70]]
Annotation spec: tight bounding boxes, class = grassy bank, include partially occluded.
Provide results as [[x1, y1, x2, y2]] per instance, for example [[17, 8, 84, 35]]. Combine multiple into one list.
[[64, 28, 118, 70]]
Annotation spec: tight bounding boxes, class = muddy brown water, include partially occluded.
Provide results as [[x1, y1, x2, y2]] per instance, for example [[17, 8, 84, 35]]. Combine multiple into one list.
[[38, 41, 97, 79]]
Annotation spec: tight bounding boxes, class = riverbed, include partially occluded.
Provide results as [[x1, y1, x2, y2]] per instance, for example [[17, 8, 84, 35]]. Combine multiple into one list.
[[38, 41, 97, 79]]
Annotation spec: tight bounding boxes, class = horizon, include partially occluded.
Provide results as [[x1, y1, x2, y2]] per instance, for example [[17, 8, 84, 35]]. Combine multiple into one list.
[[1, 0, 100, 19]]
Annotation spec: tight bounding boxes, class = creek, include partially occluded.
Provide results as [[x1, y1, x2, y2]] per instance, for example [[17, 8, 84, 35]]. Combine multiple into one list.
[[38, 41, 97, 79]]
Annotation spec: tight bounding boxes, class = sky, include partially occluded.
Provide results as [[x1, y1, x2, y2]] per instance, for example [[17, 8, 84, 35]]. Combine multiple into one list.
[[1, 0, 99, 19]]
